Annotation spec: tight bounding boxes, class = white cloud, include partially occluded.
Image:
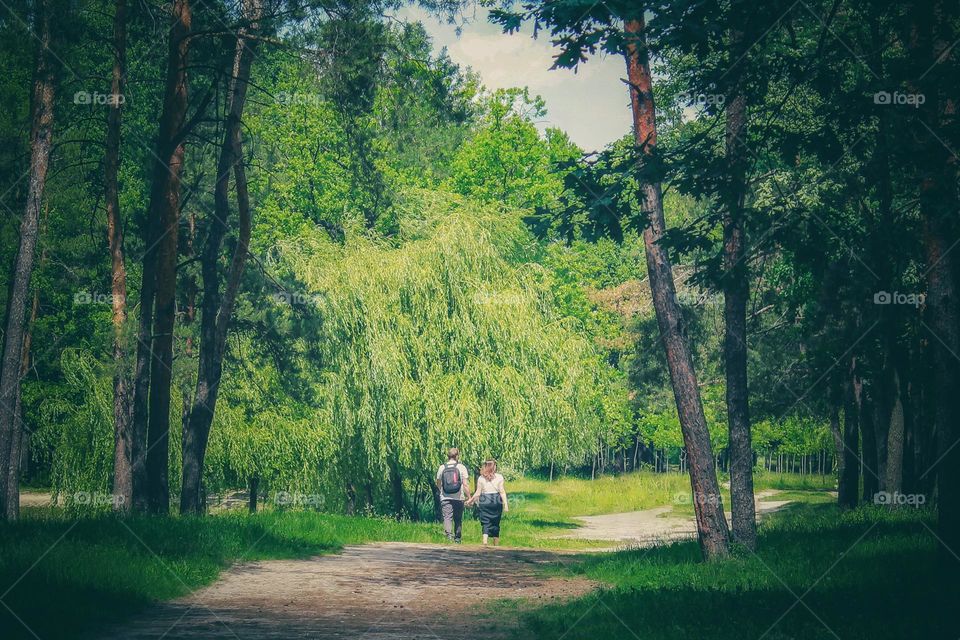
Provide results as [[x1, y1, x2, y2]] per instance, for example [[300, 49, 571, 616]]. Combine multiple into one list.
[[394, 7, 632, 152], [447, 30, 566, 88]]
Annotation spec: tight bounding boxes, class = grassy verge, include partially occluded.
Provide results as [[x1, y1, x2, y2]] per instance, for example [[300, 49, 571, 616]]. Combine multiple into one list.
[[512, 503, 943, 639], [508, 472, 694, 518], [752, 470, 836, 491]]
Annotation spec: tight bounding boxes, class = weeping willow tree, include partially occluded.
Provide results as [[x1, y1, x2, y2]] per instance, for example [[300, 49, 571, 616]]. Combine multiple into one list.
[[31, 350, 114, 509], [208, 190, 630, 516]]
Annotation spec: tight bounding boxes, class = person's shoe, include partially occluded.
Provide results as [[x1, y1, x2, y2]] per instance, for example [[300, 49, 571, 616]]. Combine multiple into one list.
[[454, 538, 462, 544]]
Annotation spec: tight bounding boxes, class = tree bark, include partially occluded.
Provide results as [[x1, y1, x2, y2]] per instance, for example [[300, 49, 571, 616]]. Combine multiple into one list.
[[923, 210, 960, 526], [106, 0, 136, 514], [0, 0, 57, 520], [860, 390, 879, 503], [141, 0, 193, 514], [346, 482, 357, 515], [389, 456, 404, 520], [838, 357, 861, 509], [909, 0, 960, 575], [722, 75, 757, 551], [180, 0, 260, 514], [429, 477, 441, 522], [829, 402, 842, 473], [884, 368, 906, 498], [866, 15, 898, 499], [8, 279, 41, 509], [248, 476, 258, 513], [624, 17, 729, 559]]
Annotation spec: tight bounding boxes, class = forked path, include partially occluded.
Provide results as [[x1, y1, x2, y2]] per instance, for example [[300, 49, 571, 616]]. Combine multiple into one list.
[[558, 489, 792, 545], [94, 543, 595, 640]]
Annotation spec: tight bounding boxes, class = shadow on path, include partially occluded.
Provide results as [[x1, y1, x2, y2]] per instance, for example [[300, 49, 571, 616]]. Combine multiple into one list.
[[92, 543, 595, 640]]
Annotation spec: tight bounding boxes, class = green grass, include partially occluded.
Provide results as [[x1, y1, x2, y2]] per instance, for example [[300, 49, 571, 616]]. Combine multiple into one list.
[[509, 472, 694, 517], [752, 470, 837, 491], [511, 504, 945, 639]]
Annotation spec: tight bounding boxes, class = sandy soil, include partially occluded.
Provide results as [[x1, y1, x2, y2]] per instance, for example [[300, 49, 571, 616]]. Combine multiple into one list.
[[558, 489, 792, 545], [92, 543, 595, 640]]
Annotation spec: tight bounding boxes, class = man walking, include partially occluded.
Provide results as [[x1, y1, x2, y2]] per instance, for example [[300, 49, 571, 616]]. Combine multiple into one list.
[[436, 447, 470, 543]]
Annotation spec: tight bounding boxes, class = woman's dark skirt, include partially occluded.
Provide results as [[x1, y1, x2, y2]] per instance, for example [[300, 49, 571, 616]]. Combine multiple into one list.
[[477, 493, 503, 537]]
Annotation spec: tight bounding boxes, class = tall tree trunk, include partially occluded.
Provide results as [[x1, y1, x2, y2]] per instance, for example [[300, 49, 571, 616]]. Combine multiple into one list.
[[346, 482, 357, 516], [9, 281, 41, 505], [180, 0, 260, 514], [910, 0, 960, 577], [884, 368, 906, 498], [247, 476, 258, 513], [923, 211, 960, 526], [722, 65, 756, 551], [0, 0, 57, 520], [829, 403, 843, 478], [106, 0, 135, 514], [865, 0, 898, 500], [130, 257, 154, 512], [429, 477, 441, 522], [141, 0, 193, 514], [388, 456, 404, 520], [902, 374, 918, 495], [872, 382, 888, 491], [860, 391, 879, 503], [624, 16, 729, 559], [838, 357, 861, 509]]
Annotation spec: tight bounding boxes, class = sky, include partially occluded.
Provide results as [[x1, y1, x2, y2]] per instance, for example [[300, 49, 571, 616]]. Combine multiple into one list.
[[395, 6, 633, 153]]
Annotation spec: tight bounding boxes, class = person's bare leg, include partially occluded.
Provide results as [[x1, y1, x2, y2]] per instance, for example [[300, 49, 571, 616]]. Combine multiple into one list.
[[492, 537, 499, 546], [482, 534, 489, 545]]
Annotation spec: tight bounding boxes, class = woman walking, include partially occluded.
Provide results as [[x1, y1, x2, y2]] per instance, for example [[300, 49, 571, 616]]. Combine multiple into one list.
[[466, 459, 509, 545]]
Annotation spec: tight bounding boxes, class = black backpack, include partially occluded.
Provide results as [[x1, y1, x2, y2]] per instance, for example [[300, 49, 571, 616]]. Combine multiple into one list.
[[441, 462, 463, 494]]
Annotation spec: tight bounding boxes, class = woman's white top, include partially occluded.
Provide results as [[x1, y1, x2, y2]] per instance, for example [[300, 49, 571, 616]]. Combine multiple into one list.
[[477, 473, 505, 494]]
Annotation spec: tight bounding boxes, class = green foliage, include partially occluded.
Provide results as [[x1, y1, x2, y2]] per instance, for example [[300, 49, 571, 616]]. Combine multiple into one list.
[[447, 88, 579, 212], [218, 189, 629, 510], [754, 415, 832, 457], [246, 49, 364, 245], [30, 350, 114, 510], [4, 0, 920, 519]]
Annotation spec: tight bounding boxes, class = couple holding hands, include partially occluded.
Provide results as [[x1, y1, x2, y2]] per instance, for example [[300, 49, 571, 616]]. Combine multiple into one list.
[[435, 448, 509, 545]]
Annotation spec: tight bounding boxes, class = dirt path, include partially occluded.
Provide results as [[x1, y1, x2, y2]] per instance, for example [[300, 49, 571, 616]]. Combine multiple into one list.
[[93, 543, 595, 640], [558, 489, 792, 545], [76, 490, 796, 638]]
